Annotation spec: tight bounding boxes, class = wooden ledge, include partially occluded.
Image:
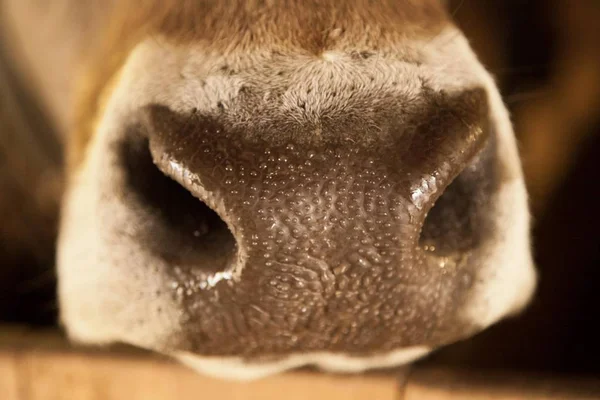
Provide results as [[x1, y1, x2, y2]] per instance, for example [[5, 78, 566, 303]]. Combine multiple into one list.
[[1, 327, 600, 399]]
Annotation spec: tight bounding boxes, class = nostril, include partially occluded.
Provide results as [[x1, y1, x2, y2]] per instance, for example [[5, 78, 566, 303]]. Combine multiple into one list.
[[119, 128, 237, 275], [419, 134, 497, 256]]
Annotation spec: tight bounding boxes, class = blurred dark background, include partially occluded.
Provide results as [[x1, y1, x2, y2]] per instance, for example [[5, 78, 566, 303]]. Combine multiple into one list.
[[0, 0, 599, 377], [434, 0, 600, 376]]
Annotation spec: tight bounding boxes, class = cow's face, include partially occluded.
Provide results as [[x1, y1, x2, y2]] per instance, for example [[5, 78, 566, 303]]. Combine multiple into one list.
[[57, 0, 536, 380]]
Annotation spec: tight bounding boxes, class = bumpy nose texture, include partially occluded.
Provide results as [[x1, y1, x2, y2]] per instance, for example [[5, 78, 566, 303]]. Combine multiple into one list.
[[141, 89, 490, 356]]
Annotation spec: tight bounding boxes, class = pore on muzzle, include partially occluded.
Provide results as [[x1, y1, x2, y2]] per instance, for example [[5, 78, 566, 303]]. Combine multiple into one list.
[[117, 88, 496, 356]]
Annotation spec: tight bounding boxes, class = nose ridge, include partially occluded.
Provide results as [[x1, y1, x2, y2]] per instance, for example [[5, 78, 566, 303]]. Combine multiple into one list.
[[146, 88, 488, 263], [143, 88, 489, 354]]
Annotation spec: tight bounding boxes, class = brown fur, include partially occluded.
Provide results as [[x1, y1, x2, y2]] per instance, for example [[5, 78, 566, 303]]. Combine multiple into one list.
[[71, 0, 449, 169]]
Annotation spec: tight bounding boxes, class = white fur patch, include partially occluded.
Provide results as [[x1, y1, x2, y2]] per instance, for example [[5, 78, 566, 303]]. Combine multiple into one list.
[[58, 105, 184, 351], [176, 346, 430, 381], [458, 59, 537, 325]]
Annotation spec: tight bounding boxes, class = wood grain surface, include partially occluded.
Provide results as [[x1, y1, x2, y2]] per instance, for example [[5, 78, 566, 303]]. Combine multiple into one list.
[[1, 327, 599, 400]]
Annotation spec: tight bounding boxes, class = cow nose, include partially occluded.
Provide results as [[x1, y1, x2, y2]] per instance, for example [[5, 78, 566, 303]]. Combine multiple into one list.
[[123, 88, 490, 354]]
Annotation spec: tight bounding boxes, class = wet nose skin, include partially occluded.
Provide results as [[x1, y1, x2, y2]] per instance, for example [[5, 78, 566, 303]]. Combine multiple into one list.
[[130, 88, 491, 356]]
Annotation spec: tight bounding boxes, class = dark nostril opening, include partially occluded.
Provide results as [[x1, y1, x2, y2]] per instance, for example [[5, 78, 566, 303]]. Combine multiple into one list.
[[119, 127, 237, 274], [419, 134, 497, 256]]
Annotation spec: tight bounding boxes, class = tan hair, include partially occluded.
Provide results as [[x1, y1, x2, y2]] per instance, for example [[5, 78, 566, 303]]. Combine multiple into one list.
[[70, 0, 448, 169]]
